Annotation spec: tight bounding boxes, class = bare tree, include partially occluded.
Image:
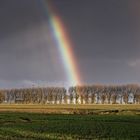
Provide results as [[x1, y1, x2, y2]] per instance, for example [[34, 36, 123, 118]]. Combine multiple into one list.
[[0, 90, 5, 103]]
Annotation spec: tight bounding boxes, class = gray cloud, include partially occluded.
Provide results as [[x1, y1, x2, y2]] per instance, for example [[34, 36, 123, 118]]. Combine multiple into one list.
[[0, 0, 140, 87]]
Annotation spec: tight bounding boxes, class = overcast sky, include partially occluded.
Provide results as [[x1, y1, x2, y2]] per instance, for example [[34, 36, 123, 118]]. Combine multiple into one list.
[[0, 0, 140, 88]]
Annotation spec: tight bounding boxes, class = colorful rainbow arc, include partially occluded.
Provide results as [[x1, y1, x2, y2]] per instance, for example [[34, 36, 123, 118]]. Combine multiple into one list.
[[43, 1, 81, 85]]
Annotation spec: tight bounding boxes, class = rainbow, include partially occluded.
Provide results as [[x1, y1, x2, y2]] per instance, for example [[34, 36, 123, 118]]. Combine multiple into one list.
[[41, 0, 81, 85]]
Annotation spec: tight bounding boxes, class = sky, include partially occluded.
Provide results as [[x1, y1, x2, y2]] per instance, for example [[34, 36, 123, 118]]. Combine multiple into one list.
[[0, 0, 140, 88]]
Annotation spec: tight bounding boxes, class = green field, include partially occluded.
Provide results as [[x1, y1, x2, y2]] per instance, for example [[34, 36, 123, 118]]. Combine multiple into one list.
[[0, 113, 140, 140], [0, 105, 140, 140]]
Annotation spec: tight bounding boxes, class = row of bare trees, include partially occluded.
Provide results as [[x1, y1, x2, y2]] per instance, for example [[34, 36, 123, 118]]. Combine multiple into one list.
[[0, 84, 140, 104], [69, 84, 140, 104], [0, 87, 67, 104]]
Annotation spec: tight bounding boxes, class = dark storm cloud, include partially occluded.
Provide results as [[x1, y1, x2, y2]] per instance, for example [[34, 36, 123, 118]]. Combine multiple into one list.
[[0, 0, 44, 39], [0, 0, 66, 87], [53, 0, 140, 84], [54, 0, 140, 59], [0, 0, 140, 87]]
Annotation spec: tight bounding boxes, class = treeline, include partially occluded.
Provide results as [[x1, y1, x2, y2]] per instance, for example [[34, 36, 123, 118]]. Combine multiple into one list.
[[0, 84, 140, 104]]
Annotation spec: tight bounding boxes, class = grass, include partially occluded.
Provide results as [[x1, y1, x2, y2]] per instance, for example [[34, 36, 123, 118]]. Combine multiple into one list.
[[0, 105, 139, 139], [0, 112, 139, 139]]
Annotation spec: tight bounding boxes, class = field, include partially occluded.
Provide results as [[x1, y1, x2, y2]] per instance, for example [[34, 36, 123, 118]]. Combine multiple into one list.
[[0, 105, 140, 140], [0, 104, 140, 115]]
